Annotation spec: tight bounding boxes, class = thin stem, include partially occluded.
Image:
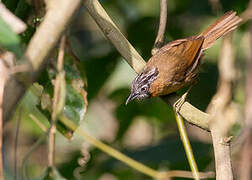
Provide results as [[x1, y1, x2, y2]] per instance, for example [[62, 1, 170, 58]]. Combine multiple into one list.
[[57, 35, 66, 72], [48, 125, 56, 168], [154, 2, 199, 178], [207, 36, 235, 180], [3, 0, 82, 123], [48, 35, 66, 168], [152, 0, 168, 55], [174, 112, 200, 180], [83, 0, 210, 131], [59, 115, 214, 179], [59, 115, 158, 178]]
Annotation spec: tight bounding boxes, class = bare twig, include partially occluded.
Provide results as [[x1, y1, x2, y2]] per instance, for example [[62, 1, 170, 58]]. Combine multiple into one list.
[[152, 0, 168, 55], [1, 0, 210, 131], [0, 2, 26, 33], [48, 35, 66, 168], [82, 0, 146, 74], [59, 114, 215, 179], [3, 0, 82, 122], [152, 2, 200, 178], [56, 36, 66, 72], [207, 35, 235, 180], [238, 21, 252, 180], [83, 0, 210, 131]]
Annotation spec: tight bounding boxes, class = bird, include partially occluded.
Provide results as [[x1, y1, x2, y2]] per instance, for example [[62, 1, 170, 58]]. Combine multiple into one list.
[[126, 11, 242, 108]]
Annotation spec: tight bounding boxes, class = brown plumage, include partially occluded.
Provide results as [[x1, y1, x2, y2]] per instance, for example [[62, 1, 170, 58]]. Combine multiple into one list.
[[126, 11, 242, 104]]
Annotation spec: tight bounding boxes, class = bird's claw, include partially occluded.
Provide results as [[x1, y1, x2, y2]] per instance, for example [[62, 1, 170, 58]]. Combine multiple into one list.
[[173, 85, 194, 113], [173, 94, 187, 114]]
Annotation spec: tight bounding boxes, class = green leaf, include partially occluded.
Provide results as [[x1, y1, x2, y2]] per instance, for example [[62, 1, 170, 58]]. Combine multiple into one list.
[[16, 83, 50, 135], [64, 53, 81, 82], [64, 84, 85, 124], [37, 58, 86, 139], [0, 16, 23, 58]]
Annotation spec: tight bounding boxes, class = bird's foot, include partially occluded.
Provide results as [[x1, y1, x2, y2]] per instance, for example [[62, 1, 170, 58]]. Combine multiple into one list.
[[173, 85, 193, 113], [173, 93, 188, 114]]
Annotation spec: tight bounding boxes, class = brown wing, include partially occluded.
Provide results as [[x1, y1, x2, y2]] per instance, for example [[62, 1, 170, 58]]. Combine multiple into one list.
[[168, 37, 204, 69], [147, 37, 204, 96]]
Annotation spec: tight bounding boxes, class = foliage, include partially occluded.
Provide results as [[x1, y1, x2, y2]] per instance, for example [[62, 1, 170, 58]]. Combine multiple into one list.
[[0, 0, 249, 179]]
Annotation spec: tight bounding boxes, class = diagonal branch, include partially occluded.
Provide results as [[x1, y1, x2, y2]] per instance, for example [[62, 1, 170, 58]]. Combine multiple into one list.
[[83, 0, 210, 131], [3, 0, 82, 122], [59, 114, 215, 179]]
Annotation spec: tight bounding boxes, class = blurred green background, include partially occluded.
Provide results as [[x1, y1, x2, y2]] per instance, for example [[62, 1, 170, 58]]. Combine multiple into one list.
[[1, 0, 250, 179]]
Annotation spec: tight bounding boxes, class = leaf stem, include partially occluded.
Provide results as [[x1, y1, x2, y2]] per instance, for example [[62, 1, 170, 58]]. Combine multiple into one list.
[[174, 112, 200, 180], [59, 115, 214, 179]]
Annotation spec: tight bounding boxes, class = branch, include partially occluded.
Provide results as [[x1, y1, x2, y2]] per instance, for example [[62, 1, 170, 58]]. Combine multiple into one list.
[[238, 21, 252, 180], [59, 114, 215, 179], [174, 112, 200, 179], [3, 0, 82, 122], [83, 0, 210, 131], [48, 35, 66, 168], [152, 0, 168, 55], [152, 2, 200, 178], [83, 0, 145, 74], [207, 35, 235, 180], [0, 2, 26, 33]]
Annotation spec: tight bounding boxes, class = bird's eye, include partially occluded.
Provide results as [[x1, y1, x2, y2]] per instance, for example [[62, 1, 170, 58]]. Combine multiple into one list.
[[141, 87, 147, 92]]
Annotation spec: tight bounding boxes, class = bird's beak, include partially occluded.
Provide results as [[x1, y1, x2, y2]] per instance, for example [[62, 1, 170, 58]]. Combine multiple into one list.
[[125, 93, 137, 105]]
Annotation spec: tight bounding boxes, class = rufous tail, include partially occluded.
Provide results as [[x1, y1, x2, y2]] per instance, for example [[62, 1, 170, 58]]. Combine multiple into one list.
[[199, 11, 242, 50]]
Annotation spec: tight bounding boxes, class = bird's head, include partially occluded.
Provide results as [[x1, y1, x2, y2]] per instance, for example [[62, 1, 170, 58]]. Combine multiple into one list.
[[126, 68, 159, 104]]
